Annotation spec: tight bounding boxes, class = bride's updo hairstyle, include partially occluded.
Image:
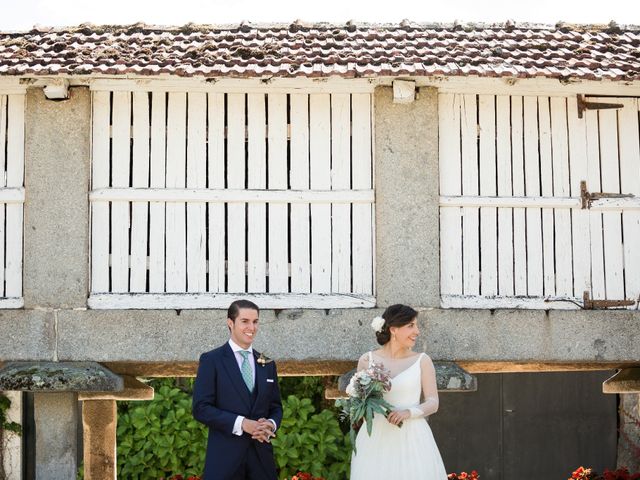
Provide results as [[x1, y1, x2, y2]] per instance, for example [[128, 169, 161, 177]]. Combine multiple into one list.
[[376, 304, 418, 345]]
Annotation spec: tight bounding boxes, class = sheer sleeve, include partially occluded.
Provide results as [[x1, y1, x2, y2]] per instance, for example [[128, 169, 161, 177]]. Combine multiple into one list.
[[408, 354, 439, 418], [356, 352, 369, 372]]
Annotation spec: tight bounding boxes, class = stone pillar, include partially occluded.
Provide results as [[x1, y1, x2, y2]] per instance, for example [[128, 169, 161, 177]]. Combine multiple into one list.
[[82, 400, 117, 480], [23, 86, 91, 309], [34, 392, 79, 480], [374, 85, 440, 307], [617, 393, 640, 471], [1, 391, 22, 480]]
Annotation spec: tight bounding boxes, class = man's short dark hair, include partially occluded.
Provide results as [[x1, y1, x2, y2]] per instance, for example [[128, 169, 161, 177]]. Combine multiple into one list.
[[227, 300, 260, 321]]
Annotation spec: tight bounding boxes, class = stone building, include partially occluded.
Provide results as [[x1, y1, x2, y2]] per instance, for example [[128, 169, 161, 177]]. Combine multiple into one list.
[[0, 21, 639, 479]]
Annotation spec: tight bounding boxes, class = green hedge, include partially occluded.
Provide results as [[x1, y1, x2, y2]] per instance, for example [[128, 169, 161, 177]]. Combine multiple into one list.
[[113, 378, 351, 480]]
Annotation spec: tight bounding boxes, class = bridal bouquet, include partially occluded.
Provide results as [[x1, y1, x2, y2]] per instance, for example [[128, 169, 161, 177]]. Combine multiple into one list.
[[335, 362, 394, 452]]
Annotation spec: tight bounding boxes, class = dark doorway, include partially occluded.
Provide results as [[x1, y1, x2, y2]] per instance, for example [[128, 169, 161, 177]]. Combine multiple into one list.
[[429, 371, 618, 480]]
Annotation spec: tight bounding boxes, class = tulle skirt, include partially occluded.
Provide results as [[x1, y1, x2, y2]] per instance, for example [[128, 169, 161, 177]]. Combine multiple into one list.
[[350, 414, 448, 479]]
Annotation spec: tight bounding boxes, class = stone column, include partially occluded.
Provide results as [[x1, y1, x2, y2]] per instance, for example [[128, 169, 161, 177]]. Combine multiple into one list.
[[374, 85, 440, 307], [1, 391, 22, 480], [617, 393, 640, 472], [82, 400, 117, 480], [34, 392, 79, 480]]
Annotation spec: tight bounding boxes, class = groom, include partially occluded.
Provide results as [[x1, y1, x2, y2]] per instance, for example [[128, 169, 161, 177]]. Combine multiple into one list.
[[193, 300, 283, 480]]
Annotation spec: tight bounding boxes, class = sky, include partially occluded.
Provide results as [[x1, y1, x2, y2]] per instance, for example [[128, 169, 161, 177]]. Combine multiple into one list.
[[0, 0, 638, 30]]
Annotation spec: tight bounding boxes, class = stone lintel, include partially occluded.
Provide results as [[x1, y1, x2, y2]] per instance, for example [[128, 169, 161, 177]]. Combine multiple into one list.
[[79, 376, 154, 401], [329, 361, 477, 399], [459, 361, 639, 373], [0, 362, 123, 392], [603, 368, 640, 393]]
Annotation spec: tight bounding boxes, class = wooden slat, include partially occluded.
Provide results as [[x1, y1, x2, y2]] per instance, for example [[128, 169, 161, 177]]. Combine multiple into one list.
[[227, 93, 246, 292], [0, 96, 7, 296], [461, 94, 479, 295], [331, 93, 351, 293], [149, 91, 167, 293], [511, 96, 527, 296], [478, 94, 497, 296], [110, 91, 131, 293], [599, 107, 625, 299], [165, 92, 187, 292], [351, 93, 373, 295], [88, 292, 376, 309], [208, 93, 226, 292], [567, 96, 591, 298], [267, 93, 289, 292], [538, 97, 556, 296], [523, 96, 543, 296], [247, 93, 267, 292], [186, 92, 207, 292], [129, 91, 150, 292], [550, 97, 573, 296], [441, 294, 581, 310], [495, 95, 514, 296], [309, 94, 331, 293], [618, 98, 640, 306], [289, 94, 311, 293], [585, 109, 605, 299], [439, 93, 463, 296], [91, 91, 111, 293]]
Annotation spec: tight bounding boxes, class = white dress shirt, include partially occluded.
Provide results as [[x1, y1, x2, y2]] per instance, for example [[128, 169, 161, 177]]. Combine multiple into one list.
[[228, 339, 277, 436]]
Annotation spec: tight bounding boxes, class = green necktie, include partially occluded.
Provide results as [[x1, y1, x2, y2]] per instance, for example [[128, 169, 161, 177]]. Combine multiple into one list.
[[238, 350, 254, 393]]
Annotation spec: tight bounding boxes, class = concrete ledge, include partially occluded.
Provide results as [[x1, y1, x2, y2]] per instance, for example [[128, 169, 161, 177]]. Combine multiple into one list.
[[0, 362, 123, 392], [603, 368, 640, 394], [0, 310, 55, 360], [78, 375, 154, 401]]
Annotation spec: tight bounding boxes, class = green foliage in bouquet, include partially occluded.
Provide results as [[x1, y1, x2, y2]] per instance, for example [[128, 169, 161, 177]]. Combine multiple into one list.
[[272, 395, 351, 480], [116, 379, 207, 479]]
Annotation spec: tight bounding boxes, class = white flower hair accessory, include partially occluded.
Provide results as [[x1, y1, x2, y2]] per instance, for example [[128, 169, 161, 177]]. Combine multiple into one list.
[[371, 316, 386, 333]]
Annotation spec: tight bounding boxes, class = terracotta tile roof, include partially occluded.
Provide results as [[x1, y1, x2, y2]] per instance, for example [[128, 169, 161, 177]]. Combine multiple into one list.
[[0, 21, 639, 80]]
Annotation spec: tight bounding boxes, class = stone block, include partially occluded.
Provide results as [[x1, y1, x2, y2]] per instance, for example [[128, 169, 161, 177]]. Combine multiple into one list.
[[603, 368, 640, 393], [0, 310, 55, 361], [79, 376, 154, 401], [83, 400, 117, 480], [0, 361, 123, 392], [23, 86, 91, 309]]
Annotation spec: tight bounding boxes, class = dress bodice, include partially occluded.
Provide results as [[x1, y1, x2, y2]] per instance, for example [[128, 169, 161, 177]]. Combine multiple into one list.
[[370, 352, 423, 410]]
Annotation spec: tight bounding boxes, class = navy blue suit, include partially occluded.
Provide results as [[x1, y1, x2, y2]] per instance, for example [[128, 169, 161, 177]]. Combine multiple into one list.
[[192, 343, 283, 480]]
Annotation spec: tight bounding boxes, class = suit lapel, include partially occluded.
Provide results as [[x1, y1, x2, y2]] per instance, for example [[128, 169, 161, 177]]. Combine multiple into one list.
[[251, 350, 267, 411], [221, 343, 252, 410]]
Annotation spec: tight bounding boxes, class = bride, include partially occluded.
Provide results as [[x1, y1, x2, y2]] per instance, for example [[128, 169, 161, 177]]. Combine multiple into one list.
[[350, 304, 448, 479]]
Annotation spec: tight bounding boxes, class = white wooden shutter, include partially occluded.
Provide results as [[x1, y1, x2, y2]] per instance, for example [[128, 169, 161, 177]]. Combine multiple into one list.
[[89, 88, 375, 309], [439, 94, 640, 310], [0, 92, 25, 308]]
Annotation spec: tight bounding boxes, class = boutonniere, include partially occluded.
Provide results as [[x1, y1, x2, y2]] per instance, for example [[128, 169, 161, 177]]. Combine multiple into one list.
[[256, 352, 273, 366]]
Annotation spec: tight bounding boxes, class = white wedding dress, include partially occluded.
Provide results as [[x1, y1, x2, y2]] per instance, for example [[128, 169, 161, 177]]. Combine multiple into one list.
[[350, 352, 448, 479]]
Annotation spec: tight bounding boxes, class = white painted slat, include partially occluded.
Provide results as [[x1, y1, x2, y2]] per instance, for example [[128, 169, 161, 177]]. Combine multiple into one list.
[[550, 97, 573, 296], [538, 97, 556, 296], [309, 94, 332, 293], [618, 98, 640, 306], [186, 92, 207, 292], [129, 91, 150, 292], [0, 203, 5, 296], [438, 93, 463, 296], [566, 96, 591, 298], [496, 95, 514, 296], [289, 93, 311, 293], [0, 298, 23, 308], [227, 93, 247, 292], [88, 292, 376, 309], [441, 294, 581, 310], [478, 94, 497, 296], [110, 91, 131, 293], [5, 94, 23, 298], [461, 94, 479, 295], [440, 195, 580, 208], [247, 93, 267, 292], [0, 96, 6, 187], [585, 109, 605, 299], [331, 93, 351, 293], [351, 93, 373, 295], [511, 96, 527, 295], [267, 93, 289, 292], [523, 96, 543, 296], [165, 92, 187, 292], [149, 91, 167, 293], [208, 93, 226, 292], [91, 91, 111, 292], [599, 107, 625, 299]]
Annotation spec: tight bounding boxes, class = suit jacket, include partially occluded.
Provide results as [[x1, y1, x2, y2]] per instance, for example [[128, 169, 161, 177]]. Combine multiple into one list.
[[192, 343, 283, 480]]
